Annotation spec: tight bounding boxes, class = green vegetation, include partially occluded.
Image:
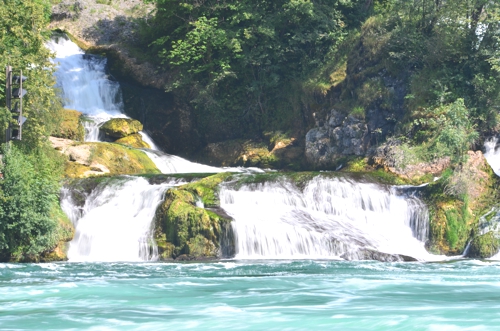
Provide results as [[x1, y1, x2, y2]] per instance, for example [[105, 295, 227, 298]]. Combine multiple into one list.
[[51, 109, 85, 141], [0, 144, 69, 261], [115, 133, 151, 149], [0, 0, 75, 261], [468, 232, 500, 259], [139, 0, 368, 140]]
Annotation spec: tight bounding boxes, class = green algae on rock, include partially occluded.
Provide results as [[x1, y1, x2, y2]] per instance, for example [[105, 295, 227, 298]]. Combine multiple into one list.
[[467, 232, 500, 259]]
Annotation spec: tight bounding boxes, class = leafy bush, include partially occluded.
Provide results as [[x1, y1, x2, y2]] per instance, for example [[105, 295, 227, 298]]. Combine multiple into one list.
[[0, 144, 65, 260]]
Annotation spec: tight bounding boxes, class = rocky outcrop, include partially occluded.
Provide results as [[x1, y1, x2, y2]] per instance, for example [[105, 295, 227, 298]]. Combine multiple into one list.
[[467, 232, 500, 259], [423, 151, 500, 255], [99, 118, 150, 149], [115, 133, 150, 149], [373, 139, 451, 180], [49, 0, 166, 89], [305, 110, 369, 167], [49, 137, 159, 178]]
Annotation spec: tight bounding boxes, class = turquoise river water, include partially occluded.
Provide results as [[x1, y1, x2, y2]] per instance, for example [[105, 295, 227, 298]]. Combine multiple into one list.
[[1, 260, 500, 330]]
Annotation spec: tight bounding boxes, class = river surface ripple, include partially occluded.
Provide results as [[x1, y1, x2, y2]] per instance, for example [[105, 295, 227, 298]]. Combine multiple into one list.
[[1, 260, 499, 330]]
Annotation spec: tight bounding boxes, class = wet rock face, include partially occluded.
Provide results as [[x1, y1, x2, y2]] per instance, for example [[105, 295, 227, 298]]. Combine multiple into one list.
[[305, 110, 369, 167]]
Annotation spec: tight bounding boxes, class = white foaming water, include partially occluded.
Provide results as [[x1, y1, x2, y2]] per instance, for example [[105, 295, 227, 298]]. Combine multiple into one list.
[[61, 177, 176, 262], [221, 176, 442, 261]]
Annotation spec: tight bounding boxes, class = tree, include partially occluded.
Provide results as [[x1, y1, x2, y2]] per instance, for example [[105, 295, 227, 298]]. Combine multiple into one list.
[[0, 0, 61, 148]]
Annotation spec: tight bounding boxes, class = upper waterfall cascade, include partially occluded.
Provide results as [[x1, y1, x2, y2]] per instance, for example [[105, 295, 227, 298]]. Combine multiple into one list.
[[47, 38, 125, 142], [220, 177, 440, 261], [47, 36, 244, 174]]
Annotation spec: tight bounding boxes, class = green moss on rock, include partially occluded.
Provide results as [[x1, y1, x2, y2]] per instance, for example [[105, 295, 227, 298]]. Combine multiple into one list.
[[180, 172, 232, 206], [63, 142, 160, 178], [100, 118, 143, 138], [423, 151, 500, 255], [115, 133, 151, 149], [468, 232, 500, 259], [154, 173, 233, 260]]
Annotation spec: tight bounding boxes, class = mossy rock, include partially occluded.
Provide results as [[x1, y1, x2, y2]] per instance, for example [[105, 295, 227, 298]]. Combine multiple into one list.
[[52, 109, 85, 141], [63, 142, 160, 178], [100, 118, 143, 138], [154, 173, 233, 259], [468, 232, 500, 259], [115, 133, 151, 149]]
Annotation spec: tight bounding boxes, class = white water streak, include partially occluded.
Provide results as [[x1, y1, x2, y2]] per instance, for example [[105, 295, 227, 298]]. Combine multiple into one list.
[[484, 137, 500, 177]]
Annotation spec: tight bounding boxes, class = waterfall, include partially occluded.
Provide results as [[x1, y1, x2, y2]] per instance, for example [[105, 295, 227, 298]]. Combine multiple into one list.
[[220, 176, 439, 261], [142, 149, 254, 174], [47, 37, 126, 141], [47, 36, 247, 174], [61, 177, 178, 262]]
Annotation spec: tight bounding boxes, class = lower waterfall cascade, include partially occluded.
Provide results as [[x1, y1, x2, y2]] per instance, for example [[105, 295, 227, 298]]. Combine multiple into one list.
[[61, 174, 444, 262], [220, 177, 439, 261]]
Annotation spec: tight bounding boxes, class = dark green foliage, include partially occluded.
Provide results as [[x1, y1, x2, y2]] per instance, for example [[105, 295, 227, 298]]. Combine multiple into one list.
[[140, 0, 367, 139], [0, 144, 65, 260]]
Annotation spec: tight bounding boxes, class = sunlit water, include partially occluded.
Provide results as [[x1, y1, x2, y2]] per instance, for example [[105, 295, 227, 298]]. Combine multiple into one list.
[[1, 260, 500, 330]]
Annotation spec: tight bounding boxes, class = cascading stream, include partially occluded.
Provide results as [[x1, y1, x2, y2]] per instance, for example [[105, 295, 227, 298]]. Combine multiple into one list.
[[61, 177, 179, 262], [220, 176, 441, 261]]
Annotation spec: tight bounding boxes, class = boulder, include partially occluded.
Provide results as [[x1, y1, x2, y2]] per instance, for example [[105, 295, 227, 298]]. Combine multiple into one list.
[[100, 118, 143, 138], [195, 135, 303, 170], [49, 138, 160, 178], [467, 232, 500, 259]]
